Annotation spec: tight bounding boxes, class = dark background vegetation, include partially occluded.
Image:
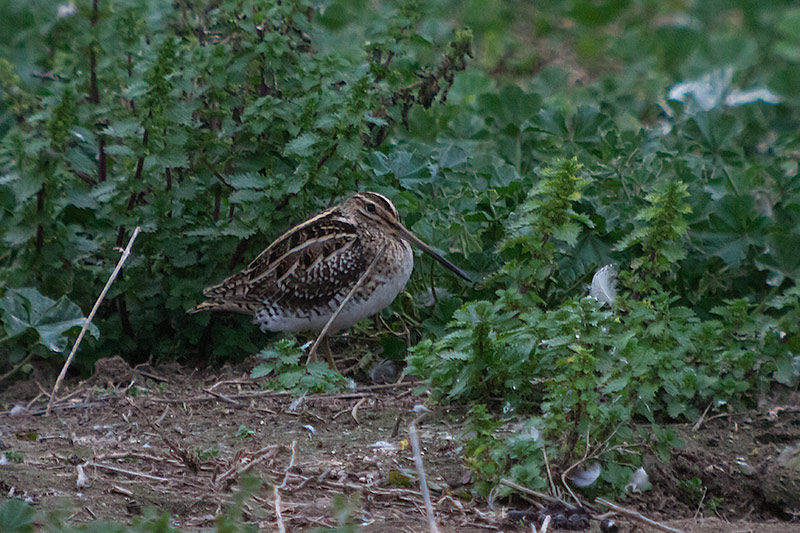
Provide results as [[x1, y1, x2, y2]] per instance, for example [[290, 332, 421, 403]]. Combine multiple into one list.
[[2, 0, 799, 506]]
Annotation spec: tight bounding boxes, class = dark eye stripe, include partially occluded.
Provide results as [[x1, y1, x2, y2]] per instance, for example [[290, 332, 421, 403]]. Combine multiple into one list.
[[360, 192, 397, 219]]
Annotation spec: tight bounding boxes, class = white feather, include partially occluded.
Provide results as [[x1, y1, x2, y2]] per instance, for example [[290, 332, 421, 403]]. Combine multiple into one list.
[[568, 463, 602, 488], [591, 264, 619, 306]]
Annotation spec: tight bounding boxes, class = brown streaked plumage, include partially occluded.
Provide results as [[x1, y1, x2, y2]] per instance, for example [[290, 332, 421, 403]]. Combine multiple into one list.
[[190, 192, 470, 364]]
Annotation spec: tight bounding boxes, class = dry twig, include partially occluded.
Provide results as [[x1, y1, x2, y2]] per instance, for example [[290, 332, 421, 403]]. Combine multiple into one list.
[[500, 479, 577, 510], [595, 497, 684, 533], [215, 444, 280, 488], [541, 447, 558, 497], [351, 397, 365, 424], [538, 514, 551, 533], [274, 440, 297, 533], [47, 226, 141, 415], [409, 405, 439, 533], [88, 461, 169, 482], [204, 388, 242, 406]]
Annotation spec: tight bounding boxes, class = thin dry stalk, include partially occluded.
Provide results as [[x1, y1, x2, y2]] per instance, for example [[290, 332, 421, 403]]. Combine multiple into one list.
[[204, 388, 242, 406], [215, 444, 280, 488], [274, 440, 297, 533], [306, 244, 387, 362], [595, 497, 684, 533], [409, 406, 438, 533], [499, 479, 576, 509], [351, 396, 365, 424], [692, 402, 714, 432], [538, 514, 551, 533], [541, 447, 558, 496], [693, 486, 707, 520], [47, 226, 141, 415], [88, 461, 169, 482], [127, 397, 195, 470]]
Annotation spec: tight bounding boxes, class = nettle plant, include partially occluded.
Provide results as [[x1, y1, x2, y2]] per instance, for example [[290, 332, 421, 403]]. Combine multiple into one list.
[[0, 0, 472, 370], [409, 158, 796, 496]]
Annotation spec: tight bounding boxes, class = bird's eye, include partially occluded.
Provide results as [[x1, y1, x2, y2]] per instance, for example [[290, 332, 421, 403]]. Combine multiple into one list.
[[366, 203, 377, 213]]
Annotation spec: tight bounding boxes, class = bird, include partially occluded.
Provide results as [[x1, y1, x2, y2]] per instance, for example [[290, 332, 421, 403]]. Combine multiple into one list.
[[190, 192, 471, 369]]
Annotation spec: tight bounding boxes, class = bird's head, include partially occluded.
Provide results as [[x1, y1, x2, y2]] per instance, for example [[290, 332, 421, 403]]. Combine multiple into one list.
[[346, 192, 471, 283]]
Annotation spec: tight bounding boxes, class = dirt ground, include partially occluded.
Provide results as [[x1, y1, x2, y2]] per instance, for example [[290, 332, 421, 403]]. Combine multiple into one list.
[[1, 357, 799, 532]]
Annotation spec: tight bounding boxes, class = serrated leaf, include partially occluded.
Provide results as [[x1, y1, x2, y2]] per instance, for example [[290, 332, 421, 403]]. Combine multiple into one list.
[[250, 363, 275, 379], [229, 189, 264, 203], [337, 136, 362, 161], [278, 369, 304, 388], [103, 118, 142, 138], [552, 222, 581, 245], [156, 149, 188, 168], [104, 144, 135, 157], [225, 173, 266, 189], [285, 133, 318, 157]]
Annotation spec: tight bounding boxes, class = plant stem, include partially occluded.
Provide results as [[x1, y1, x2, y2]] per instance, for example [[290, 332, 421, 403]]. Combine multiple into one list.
[[0, 351, 34, 383]]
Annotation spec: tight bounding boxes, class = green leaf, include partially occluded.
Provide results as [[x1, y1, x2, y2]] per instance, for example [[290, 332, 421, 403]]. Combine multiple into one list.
[[755, 233, 800, 287], [250, 363, 275, 379], [552, 222, 581, 246], [102, 118, 142, 138], [0, 288, 99, 353], [285, 133, 319, 157], [0, 498, 35, 533], [226, 173, 267, 189]]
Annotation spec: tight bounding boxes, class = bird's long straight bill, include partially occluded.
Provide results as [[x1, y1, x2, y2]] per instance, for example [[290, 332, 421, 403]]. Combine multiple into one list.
[[396, 225, 472, 283]]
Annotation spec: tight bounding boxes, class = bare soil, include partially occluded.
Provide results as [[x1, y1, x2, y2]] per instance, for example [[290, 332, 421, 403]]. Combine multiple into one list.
[[1, 357, 799, 532]]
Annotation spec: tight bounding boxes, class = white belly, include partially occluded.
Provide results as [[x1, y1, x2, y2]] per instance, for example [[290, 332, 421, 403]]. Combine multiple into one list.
[[254, 241, 414, 333]]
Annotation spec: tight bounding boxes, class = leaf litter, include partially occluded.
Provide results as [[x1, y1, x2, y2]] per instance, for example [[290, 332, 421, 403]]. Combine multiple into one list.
[[1, 359, 799, 532]]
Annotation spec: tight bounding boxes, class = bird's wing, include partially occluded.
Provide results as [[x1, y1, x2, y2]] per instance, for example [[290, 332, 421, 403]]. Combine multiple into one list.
[[202, 214, 375, 313]]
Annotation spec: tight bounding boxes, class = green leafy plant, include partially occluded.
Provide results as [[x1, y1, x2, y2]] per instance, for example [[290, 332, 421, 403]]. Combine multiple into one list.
[[235, 425, 255, 439], [0, 287, 98, 380], [0, 498, 34, 533], [409, 155, 799, 496], [0, 0, 473, 372], [0, 288, 98, 352], [250, 339, 347, 394], [2, 450, 24, 463], [3, 0, 800, 511]]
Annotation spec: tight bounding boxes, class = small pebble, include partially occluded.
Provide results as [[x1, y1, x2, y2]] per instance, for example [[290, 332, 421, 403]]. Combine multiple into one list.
[[600, 518, 619, 533]]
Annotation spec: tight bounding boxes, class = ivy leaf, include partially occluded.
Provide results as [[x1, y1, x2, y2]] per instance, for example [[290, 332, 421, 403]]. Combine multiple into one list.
[[0, 288, 99, 353]]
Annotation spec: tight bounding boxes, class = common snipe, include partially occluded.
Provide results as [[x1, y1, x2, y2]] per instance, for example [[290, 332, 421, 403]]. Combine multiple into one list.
[[190, 192, 470, 366]]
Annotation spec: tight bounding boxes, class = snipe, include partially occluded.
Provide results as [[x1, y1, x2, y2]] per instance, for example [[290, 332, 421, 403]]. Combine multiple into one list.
[[190, 192, 470, 367]]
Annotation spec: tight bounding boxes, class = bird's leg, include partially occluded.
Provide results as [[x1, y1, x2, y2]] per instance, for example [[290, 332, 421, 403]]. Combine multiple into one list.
[[322, 335, 339, 372]]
